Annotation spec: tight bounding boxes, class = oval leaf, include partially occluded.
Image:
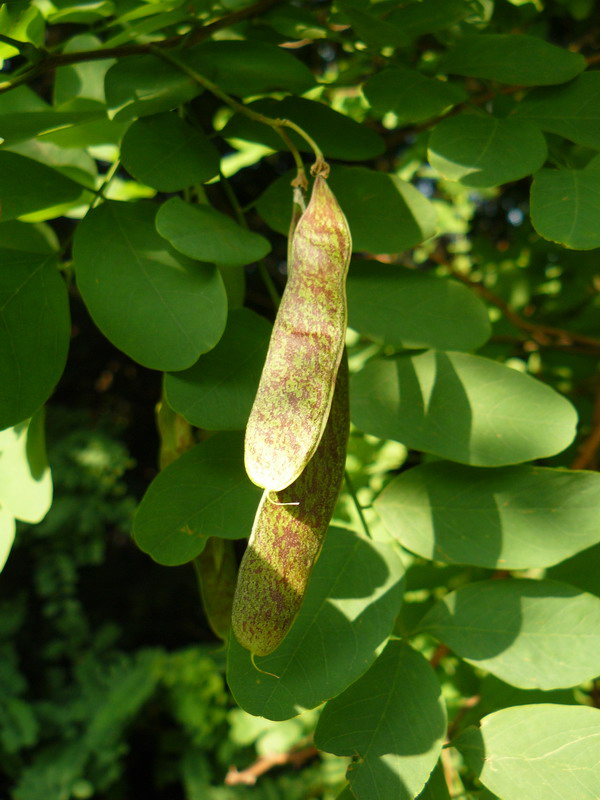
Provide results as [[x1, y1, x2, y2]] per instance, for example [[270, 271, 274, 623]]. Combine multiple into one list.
[[0, 411, 52, 524], [156, 197, 271, 267], [257, 166, 436, 253], [428, 115, 547, 188], [351, 352, 577, 466], [223, 96, 384, 161], [442, 34, 585, 86], [165, 308, 272, 431], [227, 528, 405, 721], [133, 432, 260, 566], [531, 169, 600, 250], [73, 201, 227, 371], [120, 112, 220, 191], [375, 462, 600, 570], [455, 704, 600, 800], [0, 250, 70, 430], [186, 40, 314, 97], [348, 261, 490, 350], [364, 67, 467, 123], [315, 641, 447, 800], [420, 579, 600, 689], [511, 71, 600, 150], [0, 151, 83, 221]]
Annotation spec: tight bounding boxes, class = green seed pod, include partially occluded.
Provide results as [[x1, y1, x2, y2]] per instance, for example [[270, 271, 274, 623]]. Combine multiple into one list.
[[232, 354, 349, 657], [244, 175, 351, 492], [193, 537, 237, 643]]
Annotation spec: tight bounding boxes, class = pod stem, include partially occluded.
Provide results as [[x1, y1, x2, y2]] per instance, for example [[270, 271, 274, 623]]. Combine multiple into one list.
[[250, 652, 280, 678], [149, 45, 326, 185]]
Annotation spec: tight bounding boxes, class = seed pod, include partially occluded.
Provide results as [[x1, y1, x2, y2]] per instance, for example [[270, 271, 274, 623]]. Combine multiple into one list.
[[193, 537, 237, 643], [232, 354, 349, 657], [244, 175, 351, 492]]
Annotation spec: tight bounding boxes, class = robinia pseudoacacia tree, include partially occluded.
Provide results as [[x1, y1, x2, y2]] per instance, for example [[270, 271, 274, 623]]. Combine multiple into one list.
[[1, 0, 600, 797]]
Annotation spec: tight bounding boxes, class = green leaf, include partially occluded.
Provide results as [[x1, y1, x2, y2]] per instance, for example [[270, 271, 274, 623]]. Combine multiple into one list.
[[350, 352, 577, 466], [385, 0, 476, 38], [104, 55, 202, 121], [315, 641, 447, 800], [455, 704, 600, 800], [416, 762, 451, 800], [347, 262, 490, 351], [375, 462, 600, 570], [156, 197, 271, 267], [0, 509, 15, 573], [0, 221, 56, 253], [133, 432, 260, 566], [530, 169, 600, 250], [186, 40, 315, 97], [547, 542, 600, 596], [227, 529, 405, 721], [511, 71, 600, 150], [120, 113, 220, 192], [420, 579, 600, 689], [0, 151, 83, 221], [222, 96, 384, 162], [342, 6, 407, 48], [47, 0, 115, 24], [0, 411, 52, 524], [428, 114, 547, 188], [257, 167, 436, 253], [165, 309, 272, 431], [53, 33, 114, 108], [0, 250, 70, 430], [442, 34, 585, 86], [0, 110, 106, 146], [363, 67, 467, 123], [73, 201, 227, 371]]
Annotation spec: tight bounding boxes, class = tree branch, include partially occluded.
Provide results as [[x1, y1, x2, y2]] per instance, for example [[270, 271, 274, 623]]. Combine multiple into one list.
[[225, 745, 318, 785], [0, 0, 282, 95]]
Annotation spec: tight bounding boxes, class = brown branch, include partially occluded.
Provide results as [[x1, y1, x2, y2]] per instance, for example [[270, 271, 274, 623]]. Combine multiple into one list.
[[431, 253, 600, 354], [0, 0, 282, 95], [429, 643, 449, 669], [447, 694, 482, 740], [225, 745, 318, 786], [571, 380, 600, 470]]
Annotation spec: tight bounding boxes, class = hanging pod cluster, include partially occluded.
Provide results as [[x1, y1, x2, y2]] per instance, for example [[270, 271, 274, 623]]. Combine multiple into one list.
[[233, 174, 352, 658]]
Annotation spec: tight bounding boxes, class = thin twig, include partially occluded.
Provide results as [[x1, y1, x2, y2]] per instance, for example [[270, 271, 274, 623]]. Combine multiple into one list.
[[571, 380, 600, 470], [225, 745, 318, 785]]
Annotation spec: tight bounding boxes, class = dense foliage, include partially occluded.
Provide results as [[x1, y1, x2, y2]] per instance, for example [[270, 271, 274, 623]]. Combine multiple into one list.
[[1, 0, 600, 798]]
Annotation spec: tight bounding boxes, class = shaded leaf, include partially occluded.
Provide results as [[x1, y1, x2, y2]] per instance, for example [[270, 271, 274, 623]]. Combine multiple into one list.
[[165, 309, 272, 431], [455, 704, 600, 800], [442, 34, 585, 86], [186, 40, 314, 97], [0, 250, 70, 430], [530, 169, 600, 250], [105, 55, 202, 121], [375, 462, 600, 569], [156, 197, 271, 267], [428, 114, 547, 188], [120, 113, 220, 191], [350, 352, 577, 466], [73, 201, 227, 371], [227, 529, 405, 721], [512, 71, 600, 150], [316, 641, 447, 800], [364, 67, 467, 123], [0, 151, 83, 221], [547, 542, 600, 597], [257, 167, 436, 253], [347, 261, 490, 351], [133, 432, 260, 566], [223, 96, 384, 162], [385, 0, 476, 38], [420, 579, 600, 689]]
